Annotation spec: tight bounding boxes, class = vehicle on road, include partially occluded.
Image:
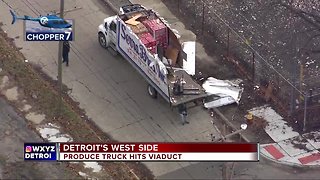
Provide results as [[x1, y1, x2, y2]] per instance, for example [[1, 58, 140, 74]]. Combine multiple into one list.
[[98, 5, 209, 123]]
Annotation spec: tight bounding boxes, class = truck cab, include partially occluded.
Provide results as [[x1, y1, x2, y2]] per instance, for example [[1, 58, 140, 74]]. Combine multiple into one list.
[[98, 16, 118, 51], [99, 4, 147, 51]]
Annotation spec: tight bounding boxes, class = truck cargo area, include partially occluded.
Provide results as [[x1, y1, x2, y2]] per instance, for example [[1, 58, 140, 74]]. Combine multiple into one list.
[[119, 8, 208, 106]]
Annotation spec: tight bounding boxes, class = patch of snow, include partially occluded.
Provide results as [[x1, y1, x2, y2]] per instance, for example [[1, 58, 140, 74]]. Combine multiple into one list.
[[265, 122, 299, 142], [48, 135, 72, 142], [249, 105, 299, 142], [303, 131, 320, 149], [249, 106, 284, 123], [83, 162, 102, 173], [38, 127, 60, 139], [37, 123, 73, 142], [278, 137, 314, 157], [78, 172, 88, 177]]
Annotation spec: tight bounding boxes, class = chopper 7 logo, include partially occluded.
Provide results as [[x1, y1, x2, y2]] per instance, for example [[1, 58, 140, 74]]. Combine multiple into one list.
[[10, 10, 73, 41], [40, 17, 49, 25]]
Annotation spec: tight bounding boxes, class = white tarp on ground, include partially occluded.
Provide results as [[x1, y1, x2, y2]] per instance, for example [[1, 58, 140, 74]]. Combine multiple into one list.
[[202, 77, 244, 108]]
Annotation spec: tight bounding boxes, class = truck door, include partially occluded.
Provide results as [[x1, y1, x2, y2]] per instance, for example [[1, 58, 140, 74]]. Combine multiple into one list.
[[109, 21, 117, 46]]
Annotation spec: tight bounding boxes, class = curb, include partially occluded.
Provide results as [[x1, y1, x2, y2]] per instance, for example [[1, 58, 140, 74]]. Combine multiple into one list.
[[260, 149, 320, 169]]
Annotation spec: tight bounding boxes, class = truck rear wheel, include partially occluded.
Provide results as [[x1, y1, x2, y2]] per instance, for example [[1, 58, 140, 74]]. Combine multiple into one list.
[[98, 32, 107, 48], [147, 84, 158, 99]]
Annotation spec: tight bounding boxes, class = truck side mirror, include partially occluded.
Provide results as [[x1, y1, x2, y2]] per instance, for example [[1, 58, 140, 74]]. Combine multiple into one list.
[[104, 22, 108, 30]]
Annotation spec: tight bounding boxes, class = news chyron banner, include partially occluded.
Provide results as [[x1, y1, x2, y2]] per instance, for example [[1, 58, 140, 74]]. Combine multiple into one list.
[[24, 20, 74, 41], [24, 143, 259, 161]]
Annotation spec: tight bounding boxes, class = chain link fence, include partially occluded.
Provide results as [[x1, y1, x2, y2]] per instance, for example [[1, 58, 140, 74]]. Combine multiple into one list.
[[166, 0, 320, 131]]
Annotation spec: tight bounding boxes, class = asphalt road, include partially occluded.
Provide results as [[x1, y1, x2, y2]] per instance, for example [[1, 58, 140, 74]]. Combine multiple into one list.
[[0, 97, 79, 179], [0, 0, 320, 179]]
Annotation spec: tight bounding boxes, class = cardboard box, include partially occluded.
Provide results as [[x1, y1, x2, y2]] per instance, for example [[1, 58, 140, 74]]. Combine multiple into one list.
[[165, 46, 179, 66], [128, 23, 148, 35]]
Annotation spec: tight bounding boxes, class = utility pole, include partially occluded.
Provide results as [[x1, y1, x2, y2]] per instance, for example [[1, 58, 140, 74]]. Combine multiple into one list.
[[57, 0, 64, 115], [303, 93, 308, 132], [211, 121, 247, 180]]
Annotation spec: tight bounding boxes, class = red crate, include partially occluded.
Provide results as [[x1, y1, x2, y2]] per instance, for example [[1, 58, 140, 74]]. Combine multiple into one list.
[[155, 34, 168, 46], [142, 19, 167, 40], [138, 32, 157, 48], [148, 46, 157, 54]]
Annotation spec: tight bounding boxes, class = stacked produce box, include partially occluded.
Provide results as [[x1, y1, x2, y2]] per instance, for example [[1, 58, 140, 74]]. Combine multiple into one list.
[[142, 19, 168, 49], [128, 23, 148, 35], [138, 32, 157, 54]]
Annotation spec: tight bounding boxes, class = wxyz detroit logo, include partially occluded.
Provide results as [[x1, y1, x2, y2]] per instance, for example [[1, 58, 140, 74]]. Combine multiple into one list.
[[126, 48, 162, 86]]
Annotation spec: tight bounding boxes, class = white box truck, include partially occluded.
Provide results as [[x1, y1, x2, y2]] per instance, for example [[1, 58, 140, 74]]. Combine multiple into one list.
[[98, 4, 208, 124]]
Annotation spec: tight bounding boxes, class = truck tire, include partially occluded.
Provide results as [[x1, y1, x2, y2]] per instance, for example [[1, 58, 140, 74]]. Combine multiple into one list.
[[147, 84, 158, 99], [98, 32, 107, 48]]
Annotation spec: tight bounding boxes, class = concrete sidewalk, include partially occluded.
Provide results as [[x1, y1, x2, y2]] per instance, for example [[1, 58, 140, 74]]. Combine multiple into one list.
[[249, 105, 320, 168]]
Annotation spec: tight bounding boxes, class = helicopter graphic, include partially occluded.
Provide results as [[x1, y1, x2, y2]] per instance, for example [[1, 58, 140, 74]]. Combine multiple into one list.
[[10, 10, 72, 29]]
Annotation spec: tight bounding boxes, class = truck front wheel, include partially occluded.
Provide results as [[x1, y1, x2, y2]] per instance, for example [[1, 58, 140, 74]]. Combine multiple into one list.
[[148, 84, 158, 99], [98, 32, 107, 48]]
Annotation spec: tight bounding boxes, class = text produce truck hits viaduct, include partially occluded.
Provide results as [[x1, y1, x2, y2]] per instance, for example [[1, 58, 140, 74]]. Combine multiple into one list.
[[98, 4, 213, 124]]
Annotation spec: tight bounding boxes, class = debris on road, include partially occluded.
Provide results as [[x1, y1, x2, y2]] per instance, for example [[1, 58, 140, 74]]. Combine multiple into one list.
[[202, 77, 244, 108]]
